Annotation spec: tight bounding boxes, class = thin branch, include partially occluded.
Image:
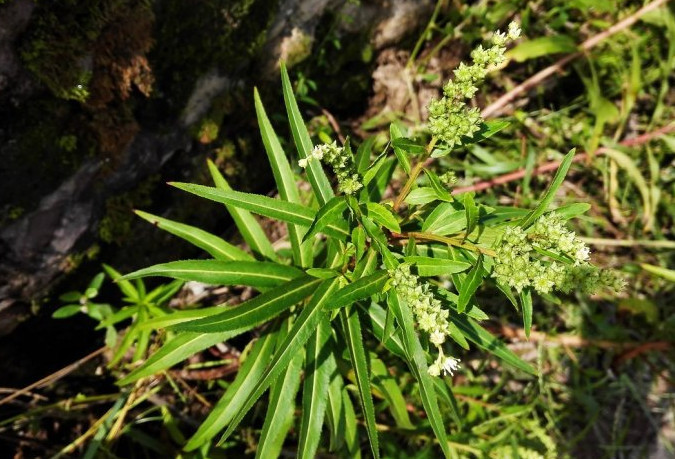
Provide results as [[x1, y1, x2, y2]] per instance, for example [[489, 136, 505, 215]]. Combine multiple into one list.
[[481, 0, 672, 118], [0, 346, 106, 406]]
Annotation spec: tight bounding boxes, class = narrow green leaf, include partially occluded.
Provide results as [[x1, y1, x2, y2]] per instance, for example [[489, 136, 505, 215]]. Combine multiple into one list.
[[280, 63, 333, 205], [254, 88, 312, 267], [52, 305, 82, 319], [325, 271, 388, 310], [102, 264, 138, 301], [519, 149, 576, 229], [364, 202, 400, 233], [173, 276, 322, 333], [404, 256, 471, 277], [139, 306, 224, 330], [297, 316, 332, 458], [118, 331, 242, 385], [388, 293, 452, 458], [304, 196, 348, 241], [134, 211, 252, 261], [520, 287, 533, 338], [184, 329, 278, 450], [371, 358, 413, 429], [641, 263, 675, 282], [424, 169, 453, 202], [507, 35, 577, 62], [391, 137, 426, 154], [352, 226, 366, 261], [450, 314, 535, 375], [457, 255, 484, 313], [353, 248, 379, 279], [340, 307, 380, 459], [207, 160, 278, 261], [405, 187, 438, 206], [120, 260, 302, 289], [551, 203, 591, 220], [171, 183, 349, 239], [461, 193, 479, 239], [422, 203, 466, 235], [257, 341, 304, 458], [390, 124, 411, 174], [218, 279, 340, 444], [362, 301, 407, 358]]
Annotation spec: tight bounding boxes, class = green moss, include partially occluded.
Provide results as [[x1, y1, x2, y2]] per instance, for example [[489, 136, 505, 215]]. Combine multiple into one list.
[[20, 0, 150, 102], [99, 175, 159, 245]]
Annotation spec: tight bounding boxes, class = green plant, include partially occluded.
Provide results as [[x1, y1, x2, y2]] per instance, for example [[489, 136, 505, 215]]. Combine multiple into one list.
[[54, 265, 183, 364], [115, 23, 622, 457]]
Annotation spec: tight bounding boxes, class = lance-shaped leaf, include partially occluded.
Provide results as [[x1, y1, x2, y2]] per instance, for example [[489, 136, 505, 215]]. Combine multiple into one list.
[[218, 278, 340, 444], [281, 62, 333, 206], [520, 287, 533, 338], [362, 301, 407, 359], [388, 293, 452, 458], [303, 196, 348, 242], [170, 183, 349, 239], [404, 256, 471, 277], [457, 255, 484, 313], [207, 160, 278, 261], [519, 149, 575, 229], [173, 276, 321, 333], [424, 169, 453, 202], [339, 306, 379, 459], [364, 202, 400, 233], [255, 88, 312, 267], [257, 334, 304, 458], [390, 124, 412, 174], [450, 313, 535, 375], [297, 316, 332, 458], [120, 260, 303, 289], [118, 331, 243, 385], [461, 192, 479, 239], [422, 203, 466, 235], [370, 357, 413, 429], [184, 328, 279, 450], [325, 271, 388, 310], [139, 306, 225, 330], [134, 211, 252, 261]]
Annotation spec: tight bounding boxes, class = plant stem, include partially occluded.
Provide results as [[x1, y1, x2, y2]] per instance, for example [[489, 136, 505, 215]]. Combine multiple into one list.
[[393, 231, 496, 257], [393, 137, 438, 210]]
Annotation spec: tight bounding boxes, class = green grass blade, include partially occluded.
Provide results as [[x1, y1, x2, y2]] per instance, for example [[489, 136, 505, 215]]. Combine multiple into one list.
[[218, 278, 340, 444], [520, 287, 533, 338], [254, 88, 312, 267], [297, 316, 332, 458], [280, 62, 334, 206], [184, 328, 279, 451], [256, 338, 304, 458], [371, 357, 413, 429], [173, 276, 321, 333], [325, 270, 389, 310], [118, 331, 243, 385], [120, 260, 303, 289], [387, 292, 452, 458], [206, 160, 278, 261], [519, 149, 576, 228], [303, 196, 348, 242], [457, 255, 484, 313], [404, 256, 472, 277], [170, 183, 349, 239], [339, 306, 379, 459], [134, 210, 252, 261], [450, 314, 535, 375]]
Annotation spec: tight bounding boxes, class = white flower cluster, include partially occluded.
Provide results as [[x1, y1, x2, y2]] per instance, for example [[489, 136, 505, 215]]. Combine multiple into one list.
[[299, 141, 363, 195], [390, 264, 461, 377], [428, 22, 521, 148], [493, 214, 624, 295]]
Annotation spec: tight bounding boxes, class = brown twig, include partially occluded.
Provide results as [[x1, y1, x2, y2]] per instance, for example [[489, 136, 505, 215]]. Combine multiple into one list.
[[0, 346, 106, 406], [452, 123, 675, 194], [321, 108, 346, 144], [481, 0, 672, 118]]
